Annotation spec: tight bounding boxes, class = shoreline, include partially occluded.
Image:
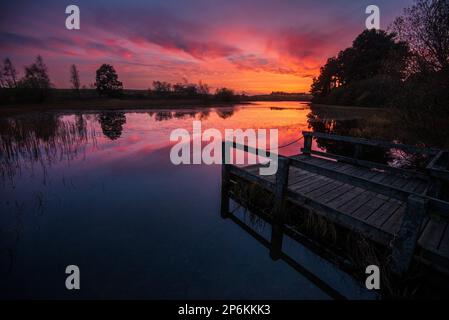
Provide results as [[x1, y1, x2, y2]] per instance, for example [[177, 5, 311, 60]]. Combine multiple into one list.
[[0, 98, 314, 116], [0, 98, 252, 116], [0, 99, 386, 117], [310, 103, 387, 111]]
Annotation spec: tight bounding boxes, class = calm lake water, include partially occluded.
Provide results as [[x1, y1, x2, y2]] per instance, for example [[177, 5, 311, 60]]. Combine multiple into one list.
[[0, 101, 377, 299]]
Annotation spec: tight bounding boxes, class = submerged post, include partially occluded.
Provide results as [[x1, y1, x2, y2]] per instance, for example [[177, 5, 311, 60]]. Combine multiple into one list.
[[354, 144, 363, 160], [270, 157, 290, 260], [221, 141, 231, 219], [302, 132, 312, 155], [391, 195, 428, 275]]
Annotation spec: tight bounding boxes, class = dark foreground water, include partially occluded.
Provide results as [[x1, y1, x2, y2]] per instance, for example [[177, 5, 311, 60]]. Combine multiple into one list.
[[0, 102, 376, 299]]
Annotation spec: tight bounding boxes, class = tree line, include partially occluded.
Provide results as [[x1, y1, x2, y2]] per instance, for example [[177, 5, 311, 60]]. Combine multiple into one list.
[[0, 57, 238, 103], [311, 0, 449, 147], [311, 0, 449, 112], [150, 80, 237, 101], [0, 56, 51, 102]]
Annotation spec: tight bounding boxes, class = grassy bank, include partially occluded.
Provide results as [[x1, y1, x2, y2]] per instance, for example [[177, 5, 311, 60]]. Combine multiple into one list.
[[0, 98, 252, 116]]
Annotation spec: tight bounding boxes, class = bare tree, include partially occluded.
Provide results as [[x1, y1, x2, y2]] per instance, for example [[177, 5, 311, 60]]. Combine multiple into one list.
[[1, 58, 18, 88], [18, 55, 52, 102], [0, 61, 4, 88], [70, 64, 81, 91], [391, 0, 449, 72]]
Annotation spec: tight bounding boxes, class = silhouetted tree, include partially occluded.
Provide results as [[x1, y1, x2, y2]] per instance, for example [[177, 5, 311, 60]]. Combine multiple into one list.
[[70, 64, 81, 91], [152, 81, 172, 96], [20, 56, 51, 88], [346, 30, 409, 82], [197, 81, 210, 96], [95, 64, 123, 97], [17, 55, 51, 102], [1, 58, 18, 88], [387, 1, 449, 148], [310, 57, 341, 97], [98, 112, 126, 140], [391, 0, 449, 72], [311, 30, 409, 107], [215, 87, 235, 102], [172, 82, 198, 97]]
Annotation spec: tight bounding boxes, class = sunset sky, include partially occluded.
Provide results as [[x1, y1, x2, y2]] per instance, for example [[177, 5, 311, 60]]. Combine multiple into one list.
[[1, 0, 412, 94]]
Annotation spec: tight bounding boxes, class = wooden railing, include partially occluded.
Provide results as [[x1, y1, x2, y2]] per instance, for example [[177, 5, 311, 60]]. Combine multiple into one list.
[[301, 131, 440, 179], [221, 139, 449, 217], [220, 134, 449, 275], [427, 150, 449, 182], [301, 131, 440, 156]]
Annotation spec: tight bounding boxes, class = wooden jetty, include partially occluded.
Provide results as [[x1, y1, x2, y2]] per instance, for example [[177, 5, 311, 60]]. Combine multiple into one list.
[[221, 131, 449, 277]]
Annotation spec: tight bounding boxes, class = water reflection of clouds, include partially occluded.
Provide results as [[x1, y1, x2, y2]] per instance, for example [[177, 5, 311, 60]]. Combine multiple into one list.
[[0, 101, 314, 185]]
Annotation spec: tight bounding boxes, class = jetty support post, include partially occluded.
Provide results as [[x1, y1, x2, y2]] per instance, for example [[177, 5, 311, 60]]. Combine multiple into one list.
[[391, 195, 428, 275], [221, 141, 232, 219], [354, 144, 363, 160], [302, 132, 313, 156], [270, 157, 290, 260]]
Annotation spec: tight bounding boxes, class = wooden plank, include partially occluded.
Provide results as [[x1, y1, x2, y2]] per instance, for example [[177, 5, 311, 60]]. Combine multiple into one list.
[[366, 199, 402, 228], [370, 171, 389, 183], [418, 218, 447, 253], [427, 197, 449, 219], [391, 195, 428, 274], [330, 161, 357, 172], [288, 174, 321, 189], [290, 157, 412, 202], [378, 173, 400, 185], [402, 178, 424, 193], [362, 171, 382, 181], [289, 192, 392, 245], [339, 164, 364, 175], [305, 181, 343, 200], [351, 194, 389, 221], [382, 205, 406, 235], [359, 169, 380, 180], [288, 170, 316, 186], [391, 176, 411, 189], [340, 165, 367, 176], [291, 176, 331, 194], [326, 187, 365, 209], [287, 190, 394, 245], [338, 191, 375, 215], [303, 156, 343, 171], [428, 167, 449, 182], [437, 224, 449, 258], [414, 180, 429, 194], [426, 150, 446, 170], [317, 184, 355, 204]]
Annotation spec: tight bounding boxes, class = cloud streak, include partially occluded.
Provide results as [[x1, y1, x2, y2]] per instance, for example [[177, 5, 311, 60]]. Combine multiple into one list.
[[0, 0, 413, 93]]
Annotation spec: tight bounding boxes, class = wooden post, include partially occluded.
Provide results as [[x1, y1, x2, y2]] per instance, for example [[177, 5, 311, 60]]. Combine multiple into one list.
[[427, 179, 442, 198], [221, 141, 231, 219], [302, 132, 313, 155], [354, 144, 363, 160], [391, 195, 428, 275], [270, 225, 284, 260], [269, 157, 290, 260]]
